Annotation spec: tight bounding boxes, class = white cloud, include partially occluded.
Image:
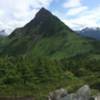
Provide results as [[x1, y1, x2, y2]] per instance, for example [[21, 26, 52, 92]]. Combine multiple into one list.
[[62, 6, 100, 30], [61, 0, 100, 30], [63, 0, 88, 16], [67, 6, 88, 16], [0, 0, 53, 34], [63, 0, 81, 8]]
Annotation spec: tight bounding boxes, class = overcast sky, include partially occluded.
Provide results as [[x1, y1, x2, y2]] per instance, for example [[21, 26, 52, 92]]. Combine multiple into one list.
[[0, 0, 100, 34]]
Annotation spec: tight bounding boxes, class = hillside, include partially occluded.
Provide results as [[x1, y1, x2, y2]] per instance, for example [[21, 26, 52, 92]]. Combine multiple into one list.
[[0, 8, 99, 100], [1, 8, 93, 58]]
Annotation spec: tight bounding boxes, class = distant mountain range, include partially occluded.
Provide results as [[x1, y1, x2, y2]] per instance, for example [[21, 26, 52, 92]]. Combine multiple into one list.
[[78, 27, 100, 40], [0, 30, 7, 36]]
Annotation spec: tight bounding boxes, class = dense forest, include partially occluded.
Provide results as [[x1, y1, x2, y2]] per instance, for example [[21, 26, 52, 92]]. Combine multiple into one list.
[[0, 55, 99, 99]]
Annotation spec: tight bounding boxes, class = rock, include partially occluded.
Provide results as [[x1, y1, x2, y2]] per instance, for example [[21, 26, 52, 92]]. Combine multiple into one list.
[[95, 95, 100, 100], [76, 85, 91, 100], [77, 85, 91, 96], [48, 88, 68, 100], [48, 85, 92, 100], [64, 93, 77, 100]]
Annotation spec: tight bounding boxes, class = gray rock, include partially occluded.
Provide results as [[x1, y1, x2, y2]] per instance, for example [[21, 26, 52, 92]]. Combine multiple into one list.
[[76, 85, 91, 100], [64, 93, 77, 100], [48, 88, 68, 100], [95, 95, 100, 100], [48, 85, 92, 100]]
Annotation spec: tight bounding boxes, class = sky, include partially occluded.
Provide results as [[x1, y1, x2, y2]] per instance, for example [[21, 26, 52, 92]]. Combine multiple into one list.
[[0, 0, 100, 34]]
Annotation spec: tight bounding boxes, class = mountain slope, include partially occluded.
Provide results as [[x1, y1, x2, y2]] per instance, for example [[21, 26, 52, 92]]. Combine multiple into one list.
[[10, 8, 71, 37], [1, 8, 93, 58]]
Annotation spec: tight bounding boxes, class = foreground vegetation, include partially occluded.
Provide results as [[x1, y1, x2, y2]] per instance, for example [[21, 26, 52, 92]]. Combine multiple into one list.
[[0, 55, 99, 99]]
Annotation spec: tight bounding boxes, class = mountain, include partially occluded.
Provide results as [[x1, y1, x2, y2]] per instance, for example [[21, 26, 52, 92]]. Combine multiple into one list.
[[10, 8, 71, 37], [0, 30, 8, 52], [0, 30, 7, 36], [2, 8, 93, 57], [78, 27, 100, 40], [0, 8, 99, 100]]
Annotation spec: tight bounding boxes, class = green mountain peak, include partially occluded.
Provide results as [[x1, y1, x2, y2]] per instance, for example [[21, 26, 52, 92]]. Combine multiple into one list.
[[10, 8, 70, 38], [2, 8, 93, 57]]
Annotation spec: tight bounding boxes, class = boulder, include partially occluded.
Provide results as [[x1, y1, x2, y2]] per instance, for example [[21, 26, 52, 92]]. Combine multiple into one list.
[[76, 85, 91, 100], [95, 95, 100, 100], [64, 93, 77, 100], [48, 88, 68, 100], [48, 85, 92, 100]]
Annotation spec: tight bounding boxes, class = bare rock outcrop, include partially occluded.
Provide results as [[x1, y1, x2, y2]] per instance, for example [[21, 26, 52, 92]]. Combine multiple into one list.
[[48, 85, 94, 100]]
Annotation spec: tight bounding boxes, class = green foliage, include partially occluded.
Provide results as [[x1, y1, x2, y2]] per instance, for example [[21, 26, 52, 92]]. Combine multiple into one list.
[[0, 55, 99, 99]]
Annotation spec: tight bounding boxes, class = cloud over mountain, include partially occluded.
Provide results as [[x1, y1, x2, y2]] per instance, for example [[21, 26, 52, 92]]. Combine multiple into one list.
[[62, 0, 100, 30], [0, 0, 53, 34]]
